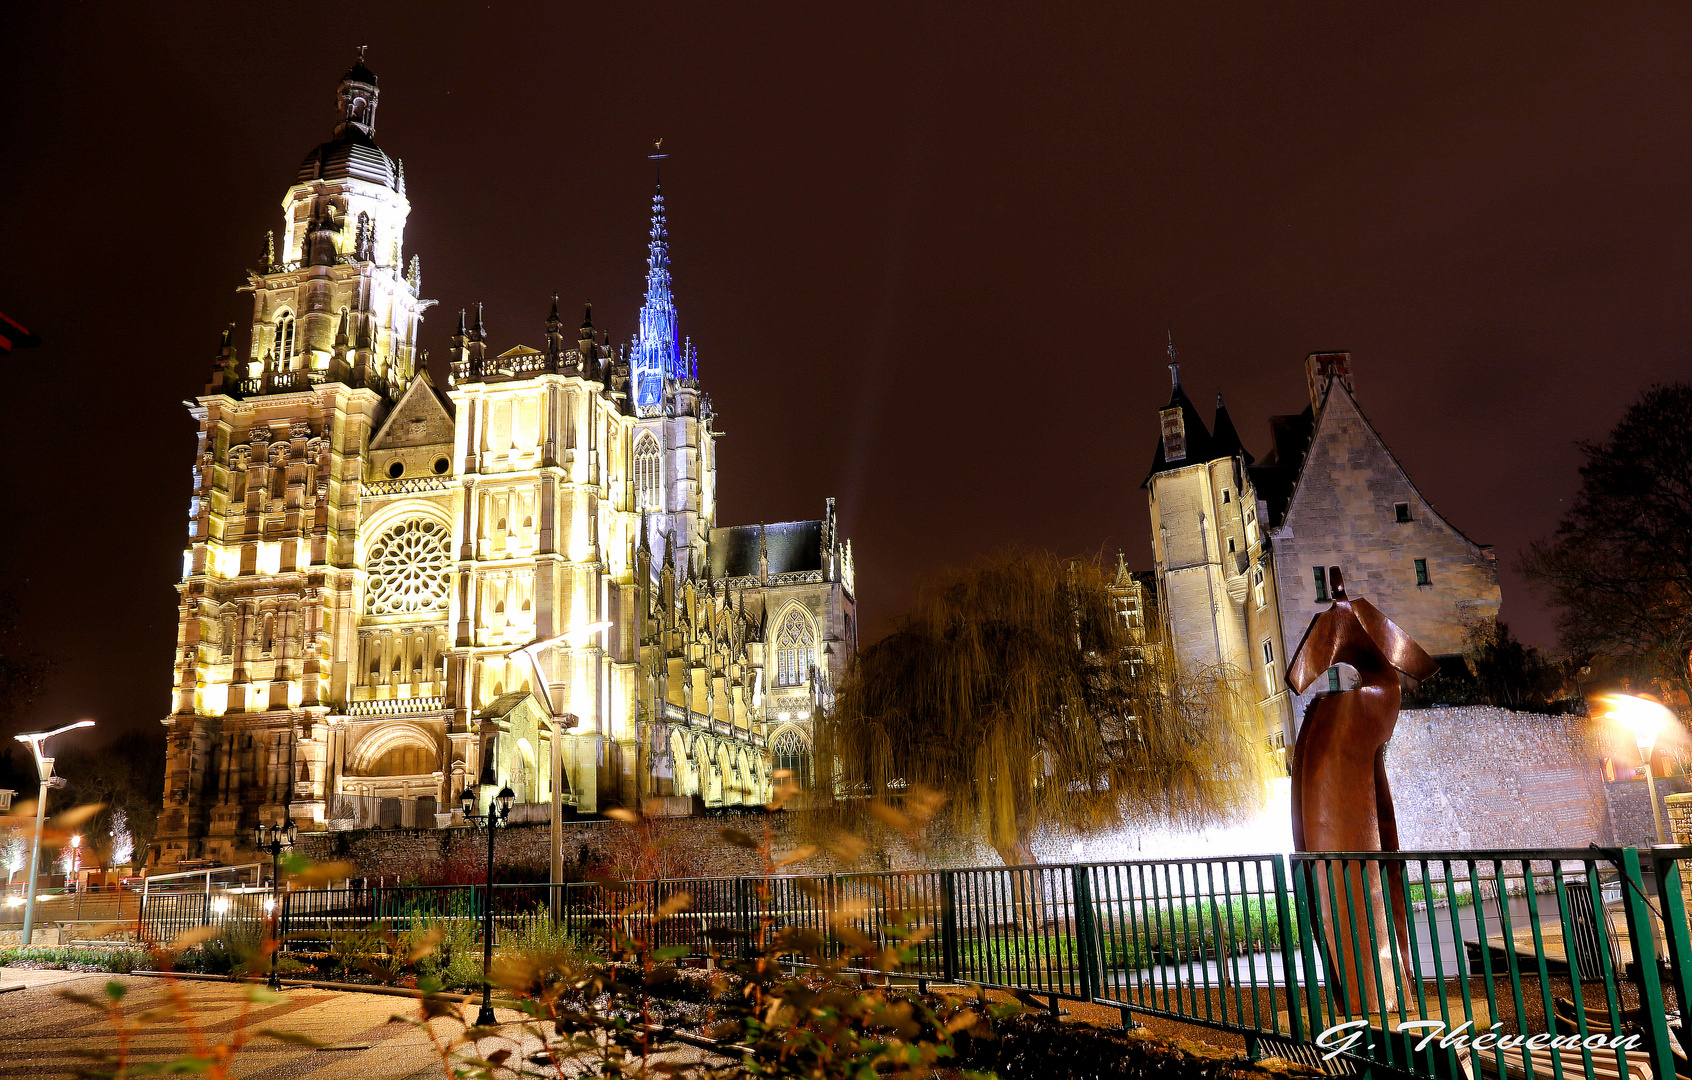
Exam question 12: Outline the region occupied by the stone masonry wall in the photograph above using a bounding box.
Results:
[1603,776,1689,847]
[1383,706,1610,849]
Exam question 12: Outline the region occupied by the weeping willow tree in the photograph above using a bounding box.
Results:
[810,549,1265,865]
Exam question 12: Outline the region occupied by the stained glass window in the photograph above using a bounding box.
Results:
[775,607,815,687]
[365,519,452,615]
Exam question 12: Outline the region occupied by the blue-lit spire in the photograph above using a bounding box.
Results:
[632,151,683,412]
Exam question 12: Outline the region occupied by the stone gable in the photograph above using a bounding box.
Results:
[1272,380,1499,727]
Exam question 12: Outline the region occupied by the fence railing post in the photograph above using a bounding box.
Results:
[1071,864,1101,1002]
[734,877,754,960]
[1288,856,1323,1040]
[940,870,959,984]
[1270,855,1303,1044]
[1618,847,1678,1080]
[1651,848,1692,1065]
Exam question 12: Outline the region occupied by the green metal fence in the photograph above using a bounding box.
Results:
[139,846,1689,1079]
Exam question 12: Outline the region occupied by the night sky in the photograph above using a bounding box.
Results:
[3,3,1690,742]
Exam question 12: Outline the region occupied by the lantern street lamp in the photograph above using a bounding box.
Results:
[461,784,515,1027]
[1601,693,1674,845]
[252,818,298,989]
[14,720,95,946]
[505,621,611,917]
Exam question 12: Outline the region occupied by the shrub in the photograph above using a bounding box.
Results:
[175,923,268,977]
[489,908,599,994]
[328,922,392,977]
[407,916,481,991]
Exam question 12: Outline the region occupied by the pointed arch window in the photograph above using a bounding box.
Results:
[773,730,812,789]
[775,607,816,688]
[634,434,662,511]
[274,312,297,368]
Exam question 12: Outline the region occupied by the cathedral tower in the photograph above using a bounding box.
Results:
[160,53,432,865]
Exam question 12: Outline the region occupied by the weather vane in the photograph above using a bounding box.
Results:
[357,44,368,63]
[648,138,668,161]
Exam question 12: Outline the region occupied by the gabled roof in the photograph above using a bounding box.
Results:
[497,345,543,359]
[708,520,825,579]
[371,371,456,450]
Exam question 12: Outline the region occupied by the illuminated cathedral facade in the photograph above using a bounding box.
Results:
[154,59,856,867]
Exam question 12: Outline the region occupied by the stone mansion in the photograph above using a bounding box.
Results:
[1144,348,1502,764]
[154,58,856,867]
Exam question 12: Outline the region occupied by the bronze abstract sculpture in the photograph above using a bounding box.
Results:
[1285,566,1438,1013]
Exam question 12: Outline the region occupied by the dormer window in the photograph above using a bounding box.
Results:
[1159,407,1187,463]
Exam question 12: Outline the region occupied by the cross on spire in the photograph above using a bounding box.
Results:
[1167,330,1180,389]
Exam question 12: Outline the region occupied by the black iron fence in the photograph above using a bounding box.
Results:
[137,846,1691,1079]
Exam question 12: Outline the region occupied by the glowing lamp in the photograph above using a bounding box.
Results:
[1601,693,1675,844]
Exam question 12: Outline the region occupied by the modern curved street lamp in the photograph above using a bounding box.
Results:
[460,784,514,1026]
[505,621,611,916]
[14,720,95,946]
[1600,693,1674,845]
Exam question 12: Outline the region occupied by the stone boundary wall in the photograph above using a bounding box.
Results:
[297,705,1647,880]
[1383,706,1611,850]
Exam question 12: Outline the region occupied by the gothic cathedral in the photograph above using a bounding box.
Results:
[155,59,856,867]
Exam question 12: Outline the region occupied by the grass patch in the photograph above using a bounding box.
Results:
[0,945,151,973]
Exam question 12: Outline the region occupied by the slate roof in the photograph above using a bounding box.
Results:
[1145,383,1215,482]
[297,128,398,190]
[1210,397,1255,465]
[708,520,825,579]
[1248,407,1314,529]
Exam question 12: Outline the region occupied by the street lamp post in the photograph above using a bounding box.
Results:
[252,819,298,990]
[14,720,95,946]
[460,785,514,1027]
[505,621,610,919]
[70,835,82,922]
[1601,693,1673,845]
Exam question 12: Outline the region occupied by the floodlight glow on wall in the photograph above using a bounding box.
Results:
[503,620,612,916]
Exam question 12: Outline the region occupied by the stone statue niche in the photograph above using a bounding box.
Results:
[1285,566,1438,1015]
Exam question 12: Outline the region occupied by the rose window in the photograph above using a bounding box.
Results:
[364,519,452,615]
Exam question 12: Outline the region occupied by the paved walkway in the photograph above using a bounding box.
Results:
[0,970,725,1079]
